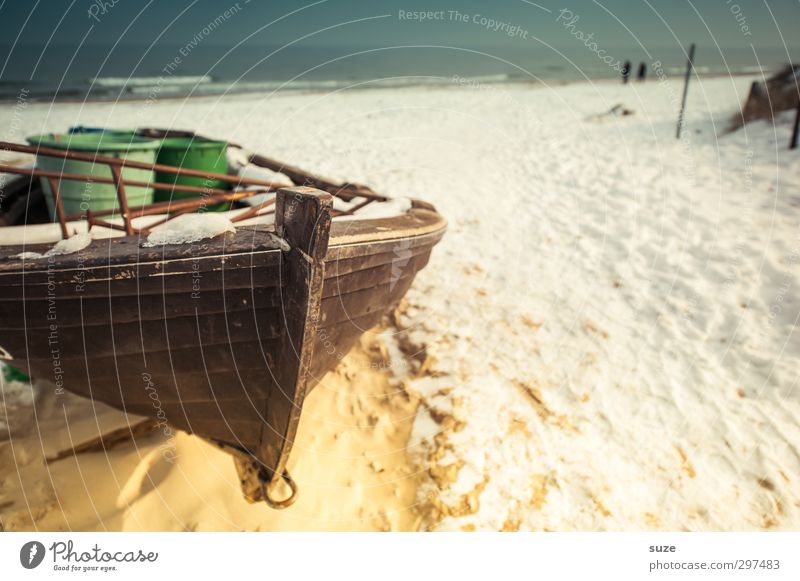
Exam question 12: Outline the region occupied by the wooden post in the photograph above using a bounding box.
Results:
[790,100,800,150]
[253,186,332,507]
[676,43,696,139]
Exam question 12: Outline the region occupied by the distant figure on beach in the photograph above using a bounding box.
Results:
[622,61,631,84]
[637,62,647,81]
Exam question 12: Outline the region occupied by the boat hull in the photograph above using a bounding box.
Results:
[0,192,445,502]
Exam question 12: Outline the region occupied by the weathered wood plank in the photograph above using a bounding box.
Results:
[24,338,280,381]
[0,286,281,329]
[321,251,431,298]
[258,187,332,488]
[4,308,282,360]
[0,253,283,298]
[0,224,285,274]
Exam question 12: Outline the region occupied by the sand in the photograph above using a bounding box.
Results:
[1,331,426,531]
[1,75,798,531]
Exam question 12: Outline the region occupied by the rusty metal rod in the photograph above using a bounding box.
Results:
[139,206,198,231]
[66,189,263,221]
[0,141,288,190]
[46,177,69,239]
[342,198,375,216]
[247,152,386,201]
[229,197,277,223]
[1,140,385,201]
[1,139,392,239]
[109,165,134,235]
[232,208,276,223]
[0,163,267,198]
[87,215,128,232]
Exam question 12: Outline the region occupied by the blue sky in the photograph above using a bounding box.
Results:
[1,0,797,83]
[1,0,798,49]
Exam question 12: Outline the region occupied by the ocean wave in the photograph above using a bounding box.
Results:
[126,74,513,96]
[91,75,213,87]
[736,65,769,74]
[665,65,770,76]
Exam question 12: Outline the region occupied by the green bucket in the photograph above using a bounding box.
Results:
[26,132,159,217]
[154,137,230,212]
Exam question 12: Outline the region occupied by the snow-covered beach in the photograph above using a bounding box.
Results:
[1,75,798,531]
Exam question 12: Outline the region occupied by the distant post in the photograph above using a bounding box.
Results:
[790,100,800,150]
[676,43,696,139]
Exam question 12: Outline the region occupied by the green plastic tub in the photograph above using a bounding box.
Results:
[26,132,159,217]
[154,137,230,211]
[67,126,138,138]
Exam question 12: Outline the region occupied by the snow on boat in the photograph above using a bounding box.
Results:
[0,130,446,508]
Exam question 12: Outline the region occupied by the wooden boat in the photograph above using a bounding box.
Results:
[0,131,445,507]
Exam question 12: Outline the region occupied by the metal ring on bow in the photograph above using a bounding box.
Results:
[259,469,298,509]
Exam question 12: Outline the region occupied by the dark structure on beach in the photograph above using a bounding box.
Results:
[730,64,800,132]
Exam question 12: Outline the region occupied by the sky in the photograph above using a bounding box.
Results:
[0,0,798,81]
[2,0,798,48]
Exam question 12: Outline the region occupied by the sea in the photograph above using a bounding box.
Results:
[0,42,795,102]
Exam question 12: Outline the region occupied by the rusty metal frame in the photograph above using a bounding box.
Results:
[0,139,383,238]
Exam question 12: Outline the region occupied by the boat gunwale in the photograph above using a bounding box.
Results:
[0,206,446,278]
